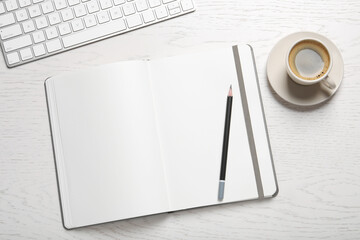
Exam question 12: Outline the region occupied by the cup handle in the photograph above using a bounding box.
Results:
[321,77,336,90]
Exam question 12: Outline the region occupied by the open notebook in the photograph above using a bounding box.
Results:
[45,45,278,229]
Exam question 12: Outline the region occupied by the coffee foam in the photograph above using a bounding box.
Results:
[288,40,330,81]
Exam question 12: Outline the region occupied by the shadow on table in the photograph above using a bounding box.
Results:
[265,76,337,112]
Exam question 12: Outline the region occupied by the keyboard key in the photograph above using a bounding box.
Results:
[33,0,45,3]
[0,13,16,28]
[97,11,110,24]
[20,47,33,60]
[3,35,32,52]
[28,5,41,18]
[5,0,19,11]
[7,52,20,64]
[87,0,100,13]
[99,0,112,9]
[62,18,126,47]
[58,22,71,35]
[15,9,29,21]
[48,12,61,25]
[54,0,67,10]
[32,31,46,43]
[167,2,178,9]
[142,10,155,23]
[155,6,167,19]
[109,7,122,19]
[22,20,36,33]
[135,0,148,12]
[84,15,97,27]
[71,19,84,31]
[46,39,62,52]
[113,0,125,5]
[169,7,180,15]
[35,16,48,29]
[163,0,175,3]
[61,8,74,21]
[41,1,55,14]
[0,24,22,40]
[68,0,80,6]
[126,14,142,28]
[33,44,46,56]
[74,4,86,17]
[0,2,6,14]
[180,0,193,11]
[45,26,59,39]
[18,0,32,8]
[123,3,135,15]
[148,0,161,8]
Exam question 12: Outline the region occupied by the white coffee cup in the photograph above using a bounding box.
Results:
[286,38,336,89]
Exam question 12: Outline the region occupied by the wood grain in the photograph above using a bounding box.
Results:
[1,0,360,239]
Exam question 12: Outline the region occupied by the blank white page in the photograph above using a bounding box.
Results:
[46,62,169,229]
[149,46,259,210]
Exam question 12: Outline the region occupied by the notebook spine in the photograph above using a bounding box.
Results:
[45,78,73,229]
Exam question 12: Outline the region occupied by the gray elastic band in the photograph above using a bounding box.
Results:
[232,45,264,199]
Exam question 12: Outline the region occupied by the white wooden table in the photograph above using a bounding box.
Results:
[1,0,360,239]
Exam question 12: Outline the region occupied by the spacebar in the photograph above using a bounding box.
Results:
[62,19,127,48]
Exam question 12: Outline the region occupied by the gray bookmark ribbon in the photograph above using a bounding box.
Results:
[232,45,264,199]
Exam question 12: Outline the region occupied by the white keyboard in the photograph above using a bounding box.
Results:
[0,0,195,68]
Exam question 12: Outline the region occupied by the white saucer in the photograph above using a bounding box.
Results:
[267,32,344,106]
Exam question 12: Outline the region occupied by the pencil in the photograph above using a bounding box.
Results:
[218,85,233,201]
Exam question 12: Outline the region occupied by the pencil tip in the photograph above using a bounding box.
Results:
[228,85,233,96]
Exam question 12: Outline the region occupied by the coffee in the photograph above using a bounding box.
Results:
[288,39,331,81]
